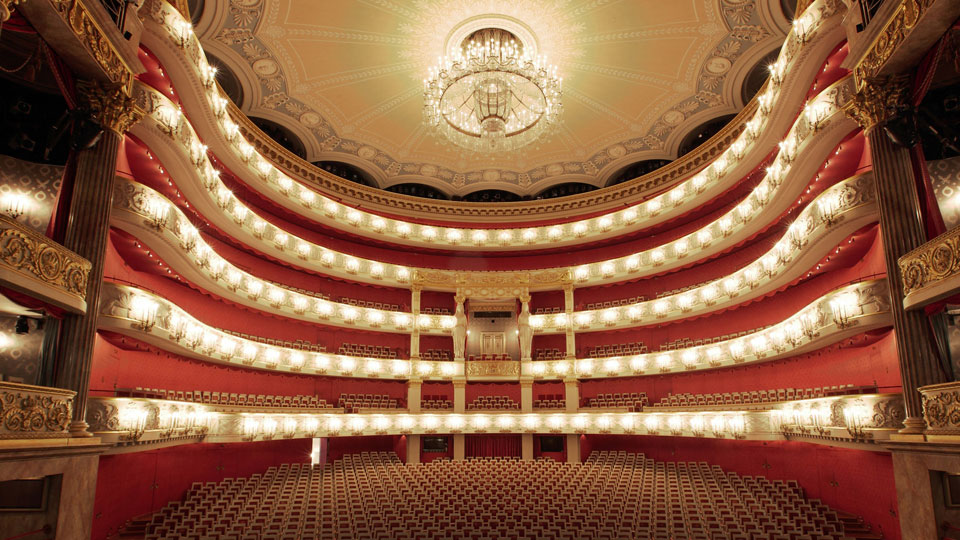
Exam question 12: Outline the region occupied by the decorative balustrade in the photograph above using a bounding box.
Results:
[0,382,75,439]
[0,215,92,313]
[920,382,960,436]
[899,226,960,309]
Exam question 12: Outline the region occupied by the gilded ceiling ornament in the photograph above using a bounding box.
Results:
[78,79,144,135]
[841,75,911,134]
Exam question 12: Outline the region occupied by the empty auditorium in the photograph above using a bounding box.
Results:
[1,0,959,538]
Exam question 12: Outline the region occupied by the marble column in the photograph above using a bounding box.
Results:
[520,380,533,413]
[452,434,465,461]
[844,75,947,433]
[521,434,534,461]
[410,285,421,360]
[406,379,422,413]
[563,282,576,359]
[564,379,579,413]
[566,434,581,463]
[52,81,142,436]
[406,434,421,464]
[452,379,465,413]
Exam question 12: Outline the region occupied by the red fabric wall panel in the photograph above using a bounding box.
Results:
[582,436,899,539]
[421,290,455,312]
[579,330,898,403]
[531,290,564,312]
[465,382,522,402]
[90,334,408,402]
[421,381,454,400]
[326,435,401,462]
[92,439,310,540]
[465,435,522,458]
[534,381,565,399]
[419,335,453,354]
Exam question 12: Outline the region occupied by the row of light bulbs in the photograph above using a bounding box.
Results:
[114,280,882,380]
[127,179,454,334]
[150,1,833,253]
[140,74,845,293]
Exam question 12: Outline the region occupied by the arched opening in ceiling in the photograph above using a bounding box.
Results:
[461,190,522,203]
[386,183,450,200]
[741,49,781,106]
[313,161,377,188]
[534,183,597,200]
[204,53,243,108]
[250,117,307,160]
[676,114,737,159]
[186,0,205,25]
[606,159,674,187]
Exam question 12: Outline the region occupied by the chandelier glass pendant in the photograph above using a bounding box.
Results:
[423,28,562,152]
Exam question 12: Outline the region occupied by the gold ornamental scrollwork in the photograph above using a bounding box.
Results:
[899,226,960,304]
[78,79,145,135]
[920,382,960,434]
[853,0,937,89]
[1,0,25,22]
[842,75,911,134]
[0,382,74,438]
[466,361,521,378]
[0,215,91,305]
[49,0,136,90]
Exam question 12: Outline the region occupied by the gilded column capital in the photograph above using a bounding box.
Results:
[1,0,25,22]
[842,75,912,134]
[78,80,144,135]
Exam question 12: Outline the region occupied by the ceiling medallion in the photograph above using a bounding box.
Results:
[423,27,562,153]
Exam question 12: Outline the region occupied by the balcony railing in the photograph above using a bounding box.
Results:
[899,226,960,309]
[0,382,74,439]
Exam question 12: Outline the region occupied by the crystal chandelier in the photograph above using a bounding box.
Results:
[423,28,562,152]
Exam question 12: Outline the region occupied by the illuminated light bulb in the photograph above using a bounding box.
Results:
[751,335,768,354]
[447,415,465,431]
[656,354,672,370]
[669,186,685,203]
[602,309,618,324]
[623,208,638,223]
[246,280,263,297]
[668,415,683,432]
[653,300,669,315]
[370,263,384,278]
[706,347,722,363]
[646,199,662,214]
[440,363,456,377]
[497,415,515,430]
[421,227,436,240]
[340,356,356,372]
[367,311,384,325]
[277,177,294,193]
[554,313,568,328]
[577,359,594,375]
[252,219,267,237]
[601,262,615,277]
[630,356,647,372]
[440,316,456,329]
[729,342,745,360]
[289,352,304,367]
[396,267,410,282]
[471,230,488,244]
[268,288,285,305]
[326,417,342,432]
[548,415,565,431]
[700,285,718,303]
[597,415,613,431]
[529,315,544,329]
[723,276,740,294]
[697,230,712,245]
[644,415,659,432]
[531,362,546,376]
[373,415,391,432]
[553,361,570,375]
[297,242,311,258]
[241,343,258,361]
[603,357,621,373]
[522,229,536,242]
[762,254,778,274]
[497,230,513,244]
[344,258,360,273]
[548,227,563,240]
[201,331,218,351]
[227,270,243,288]
[522,415,539,430]
[397,223,412,237]
[572,415,588,431]
[314,354,330,371]
[693,174,707,191]
[719,217,733,233]
[690,415,706,435]
[273,232,289,247]
[626,306,642,322]
[216,187,233,207]
[366,359,381,374]
[574,312,592,327]
[472,415,491,430]
[257,160,273,177]
[745,267,759,285]
[674,240,688,256]
[446,229,463,243]
[574,266,590,281]
[371,218,386,231]
[391,360,407,376]
[737,201,753,219]
[418,315,432,328]
[347,210,362,225]
[265,348,280,364]
[650,249,664,264]
[677,294,693,311]
[323,201,339,215]
[349,417,367,433]
[304,417,319,433]
[341,307,359,322]
[315,300,333,317]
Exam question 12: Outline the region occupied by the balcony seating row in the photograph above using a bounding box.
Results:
[113,388,332,409]
[467,395,520,410]
[583,392,648,412]
[143,451,848,540]
[337,343,399,359]
[534,394,566,409]
[588,342,647,358]
[533,307,562,314]
[338,297,401,312]
[421,395,453,410]
[534,349,565,362]
[422,349,452,362]
[337,393,404,411]
[421,307,452,316]
[658,326,773,351]
[222,330,326,353]
[650,384,879,408]
[580,296,645,311]
[467,354,512,362]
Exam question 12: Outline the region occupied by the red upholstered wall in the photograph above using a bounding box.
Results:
[90,334,408,402]
[92,439,310,540]
[465,382,522,402]
[580,436,899,539]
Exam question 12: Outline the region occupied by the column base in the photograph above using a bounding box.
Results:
[899,417,927,435]
[69,420,93,438]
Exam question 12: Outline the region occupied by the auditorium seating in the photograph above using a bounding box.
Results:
[113,388,332,409]
[421,395,453,410]
[534,349,565,362]
[534,394,566,409]
[222,330,326,353]
[337,393,403,411]
[533,307,562,314]
[420,307,452,316]
[651,385,879,408]
[338,296,401,311]
[143,451,849,540]
[580,296,645,311]
[337,343,399,359]
[467,354,513,362]
[422,349,452,362]
[658,326,774,351]
[467,395,520,410]
[587,342,647,358]
[583,393,647,412]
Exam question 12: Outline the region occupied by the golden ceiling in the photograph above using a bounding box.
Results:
[195,0,790,196]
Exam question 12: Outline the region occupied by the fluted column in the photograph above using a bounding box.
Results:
[410,284,421,360]
[563,281,575,360]
[53,81,142,436]
[844,75,947,433]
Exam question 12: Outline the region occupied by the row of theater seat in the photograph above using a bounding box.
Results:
[533,307,562,314]
[588,342,647,357]
[421,307,452,315]
[421,395,453,410]
[337,393,404,411]
[221,330,326,353]
[338,297,401,312]
[534,394,566,409]
[113,388,332,409]
[583,392,648,412]
[534,349,565,361]
[143,451,850,540]
[336,343,399,359]
[467,354,513,362]
[659,326,773,351]
[650,384,879,408]
[467,395,519,410]
[422,349,453,361]
[580,296,646,311]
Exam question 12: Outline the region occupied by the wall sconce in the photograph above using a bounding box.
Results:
[829,292,861,329]
[843,400,871,439]
[2,193,29,220]
[129,296,159,332]
[241,417,260,441]
[119,406,148,441]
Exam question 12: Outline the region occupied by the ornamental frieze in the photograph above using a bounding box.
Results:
[899,226,960,306]
[0,382,74,439]
[466,361,521,379]
[921,382,960,434]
